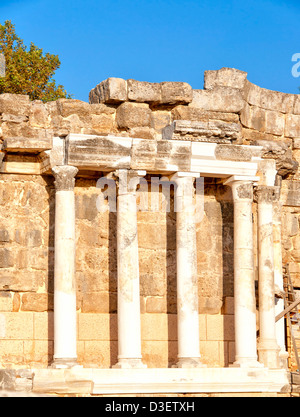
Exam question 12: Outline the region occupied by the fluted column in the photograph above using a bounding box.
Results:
[51,165,78,368]
[224,177,262,368]
[254,186,281,369]
[113,169,146,369]
[172,173,204,368]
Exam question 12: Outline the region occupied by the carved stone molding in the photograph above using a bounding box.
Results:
[254,185,280,204]
[52,165,78,191]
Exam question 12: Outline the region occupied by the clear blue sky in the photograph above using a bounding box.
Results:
[0,0,299,102]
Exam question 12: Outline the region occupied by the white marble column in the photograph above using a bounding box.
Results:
[224,176,262,368]
[273,196,289,369]
[254,186,281,369]
[113,169,146,369]
[51,165,78,368]
[172,173,204,368]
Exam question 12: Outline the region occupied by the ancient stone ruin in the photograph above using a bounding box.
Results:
[0,67,299,396]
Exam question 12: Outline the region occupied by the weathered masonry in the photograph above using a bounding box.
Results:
[0,68,300,396]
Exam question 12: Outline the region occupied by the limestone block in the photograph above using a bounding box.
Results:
[91,113,115,133]
[138,224,167,251]
[56,99,91,118]
[0,292,14,312]
[222,297,235,315]
[116,102,151,129]
[145,297,168,313]
[285,114,300,138]
[282,212,299,237]
[127,79,161,103]
[0,340,24,364]
[3,136,53,152]
[127,127,156,139]
[240,103,265,131]
[292,234,300,251]
[0,229,9,242]
[265,109,285,136]
[291,250,300,262]
[0,312,33,340]
[141,314,177,341]
[0,270,44,292]
[150,110,171,131]
[241,127,291,144]
[252,139,298,177]
[91,78,127,104]
[280,180,300,206]
[81,292,117,313]
[1,114,28,123]
[21,293,53,312]
[0,249,14,268]
[81,340,118,368]
[77,221,108,247]
[33,312,54,340]
[246,82,295,113]
[172,106,239,123]
[293,138,300,149]
[1,119,54,141]
[63,113,92,134]
[29,101,50,128]
[241,104,285,136]
[89,103,116,115]
[163,120,241,143]
[16,248,46,270]
[190,87,244,113]
[294,96,300,115]
[204,68,248,90]
[0,94,30,116]
[49,115,71,137]
[206,314,235,341]
[200,341,221,366]
[23,340,54,365]
[198,296,223,314]
[141,340,177,368]
[89,89,99,104]
[160,81,193,104]
[78,313,117,341]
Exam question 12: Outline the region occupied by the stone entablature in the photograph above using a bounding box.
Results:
[0,67,299,395]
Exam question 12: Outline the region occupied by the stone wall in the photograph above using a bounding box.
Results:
[0,67,299,370]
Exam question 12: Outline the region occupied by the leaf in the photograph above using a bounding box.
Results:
[0,20,71,101]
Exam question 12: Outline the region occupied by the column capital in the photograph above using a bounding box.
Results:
[112,169,146,195]
[224,176,259,201]
[52,165,78,191]
[253,185,280,204]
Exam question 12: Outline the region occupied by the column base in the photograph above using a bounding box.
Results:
[258,341,281,369]
[278,350,289,370]
[112,358,147,369]
[230,358,264,368]
[50,358,81,369]
[173,358,207,369]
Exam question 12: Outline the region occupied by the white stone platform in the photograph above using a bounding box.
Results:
[32,367,290,395]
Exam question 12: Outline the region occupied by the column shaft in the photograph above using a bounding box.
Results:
[174,175,203,368]
[52,165,78,368]
[225,178,261,368]
[113,169,146,369]
[255,186,280,369]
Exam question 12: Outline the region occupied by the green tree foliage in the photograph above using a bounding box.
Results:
[0,20,71,102]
